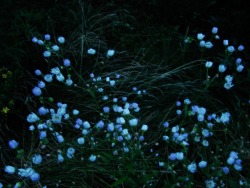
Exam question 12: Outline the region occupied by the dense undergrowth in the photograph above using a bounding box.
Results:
[1,1,250,187]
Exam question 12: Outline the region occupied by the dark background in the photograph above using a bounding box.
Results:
[1,0,250,135]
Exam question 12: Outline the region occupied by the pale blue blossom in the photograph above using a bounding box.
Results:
[27,113,39,123]
[44,74,53,82]
[32,37,38,43]
[116,117,125,124]
[199,40,205,47]
[18,167,35,177]
[30,172,40,182]
[8,139,19,149]
[220,112,230,124]
[38,40,44,45]
[96,120,105,128]
[176,152,184,160]
[227,46,235,53]
[87,48,96,55]
[5,165,16,174]
[202,140,209,147]
[38,81,46,88]
[89,154,97,161]
[141,124,148,131]
[63,59,71,67]
[211,27,218,34]
[39,131,47,139]
[32,87,42,96]
[56,73,65,82]
[223,40,229,46]
[222,166,230,174]
[35,69,42,75]
[107,123,114,132]
[52,113,62,124]
[197,33,205,40]
[187,162,197,173]
[236,64,244,72]
[77,137,85,145]
[129,118,138,126]
[224,82,234,90]
[83,121,91,129]
[205,41,213,49]
[57,36,65,44]
[32,154,43,165]
[184,98,191,105]
[58,154,64,163]
[198,161,207,168]
[237,45,244,51]
[43,51,51,57]
[169,153,177,161]
[73,109,79,115]
[67,147,75,158]
[235,58,242,64]
[225,75,233,83]
[205,180,216,188]
[218,64,227,73]
[205,61,213,68]
[107,49,115,57]
[44,34,50,40]
[65,78,73,86]
[52,45,59,51]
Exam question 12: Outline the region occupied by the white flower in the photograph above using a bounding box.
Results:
[197,33,205,40]
[65,78,73,86]
[205,61,213,68]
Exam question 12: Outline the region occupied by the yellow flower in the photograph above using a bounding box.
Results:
[2,74,7,79]
[1,107,10,114]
